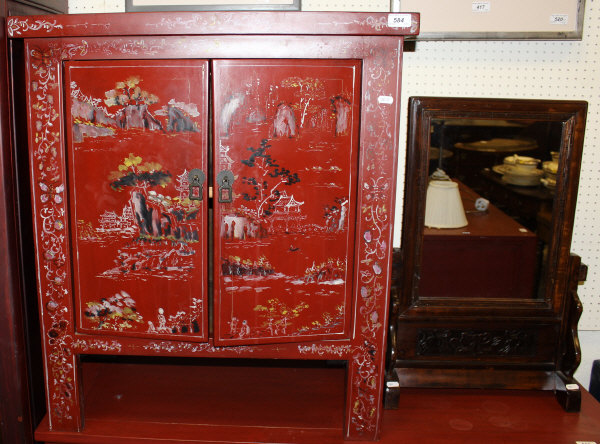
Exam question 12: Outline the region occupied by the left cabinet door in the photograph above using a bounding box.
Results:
[65,60,210,341]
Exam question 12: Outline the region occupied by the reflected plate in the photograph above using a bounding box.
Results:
[542,177,557,190]
[501,169,543,187]
[457,138,537,153]
[492,164,510,175]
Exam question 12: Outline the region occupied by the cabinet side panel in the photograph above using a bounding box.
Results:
[24,39,82,431]
[345,37,404,440]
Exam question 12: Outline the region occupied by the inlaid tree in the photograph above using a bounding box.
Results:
[240,138,300,220]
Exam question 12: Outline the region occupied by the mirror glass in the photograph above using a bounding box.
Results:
[419,117,563,300]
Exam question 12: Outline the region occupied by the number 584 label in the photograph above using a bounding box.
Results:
[388,14,412,28]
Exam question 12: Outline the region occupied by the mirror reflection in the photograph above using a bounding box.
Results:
[420,118,562,300]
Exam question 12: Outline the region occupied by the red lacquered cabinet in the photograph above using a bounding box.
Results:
[8,11,419,443]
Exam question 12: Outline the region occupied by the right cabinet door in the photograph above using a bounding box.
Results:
[211,59,362,345]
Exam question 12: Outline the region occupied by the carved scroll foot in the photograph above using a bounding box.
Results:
[554,371,581,413]
[384,371,400,409]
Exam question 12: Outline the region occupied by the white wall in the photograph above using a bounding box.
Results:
[69,0,600,387]
[69,0,124,12]
[577,330,600,389]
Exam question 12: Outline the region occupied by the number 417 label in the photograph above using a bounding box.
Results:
[388,14,412,28]
[472,2,491,13]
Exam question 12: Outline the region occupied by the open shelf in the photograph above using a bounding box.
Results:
[36,358,347,443]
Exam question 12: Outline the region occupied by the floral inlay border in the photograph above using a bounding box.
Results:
[8,18,63,37]
[345,41,400,438]
[28,41,91,428]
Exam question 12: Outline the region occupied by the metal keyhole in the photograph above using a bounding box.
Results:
[188,168,205,201]
[216,170,234,203]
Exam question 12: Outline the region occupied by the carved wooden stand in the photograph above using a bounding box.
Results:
[386,250,587,412]
[383,97,588,414]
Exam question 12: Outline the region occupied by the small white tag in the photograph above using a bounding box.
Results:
[388,14,412,28]
[519,228,528,233]
[386,381,400,388]
[576,442,597,444]
[550,14,569,25]
[566,383,580,391]
[378,95,394,105]
[472,1,491,13]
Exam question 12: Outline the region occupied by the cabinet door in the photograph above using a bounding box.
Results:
[212,59,361,345]
[65,60,209,341]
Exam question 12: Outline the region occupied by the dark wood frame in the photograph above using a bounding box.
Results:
[385,97,587,411]
[125,0,301,12]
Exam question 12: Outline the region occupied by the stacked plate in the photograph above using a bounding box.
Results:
[493,154,543,187]
[541,152,559,189]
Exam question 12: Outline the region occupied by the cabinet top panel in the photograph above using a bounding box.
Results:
[7,11,419,38]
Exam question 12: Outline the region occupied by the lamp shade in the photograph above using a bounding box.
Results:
[424,180,468,229]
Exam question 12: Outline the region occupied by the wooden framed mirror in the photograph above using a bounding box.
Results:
[386,97,588,410]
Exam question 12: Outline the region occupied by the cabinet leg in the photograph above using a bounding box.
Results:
[344,348,385,440]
